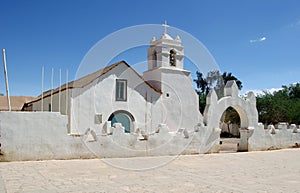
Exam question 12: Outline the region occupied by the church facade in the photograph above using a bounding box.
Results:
[2,30,299,162]
[27,32,202,135]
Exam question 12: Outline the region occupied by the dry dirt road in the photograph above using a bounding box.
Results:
[0,148,300,193]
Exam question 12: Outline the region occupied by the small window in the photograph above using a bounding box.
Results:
[170,49,176,66]
[116,79,127,101]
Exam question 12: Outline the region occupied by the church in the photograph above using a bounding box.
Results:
[2,27,299,162]
[26,31,202,135]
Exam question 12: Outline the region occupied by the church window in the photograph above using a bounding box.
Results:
[170,49,176,66]
[116,79,127,101]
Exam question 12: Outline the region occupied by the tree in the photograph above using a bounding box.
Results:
[222,72,243,90]
[256,83,300,125]
[288,83,300,99]
[194,71,209,113]
[194,71,208,95]
[222,107,241,124]
[193,70,243,113]
[220,106,241,137]
[206,70,224,96]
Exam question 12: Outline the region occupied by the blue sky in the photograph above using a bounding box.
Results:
[0,0,300,96]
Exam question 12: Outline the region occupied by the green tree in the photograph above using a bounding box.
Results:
[194,71,209,95]
[222,72,243,90]
[223,107,241,124]
[256,83,300,125]
[288,83,300,99]
[193,70,243,113]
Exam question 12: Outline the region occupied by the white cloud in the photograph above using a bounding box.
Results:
[249,36,267,43]
[242,87,282,97]
[289,20,300,28]
[259,37,266,41]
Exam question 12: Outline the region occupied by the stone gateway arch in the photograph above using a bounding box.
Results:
[203,80,259,152]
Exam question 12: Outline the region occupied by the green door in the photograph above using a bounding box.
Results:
[111,113,131,133]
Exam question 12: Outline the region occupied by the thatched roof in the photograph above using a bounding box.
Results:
[0,96,36,111]
[27,60,161,104]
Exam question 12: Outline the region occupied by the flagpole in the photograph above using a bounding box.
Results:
[41,65,44,111]
[59,68,61,112]
[65,69,68,115]
[51,67,54,112]
[2,49,11,111]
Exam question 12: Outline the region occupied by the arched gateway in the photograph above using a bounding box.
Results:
[203,81,259,151]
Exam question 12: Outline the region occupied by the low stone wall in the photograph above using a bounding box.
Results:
[0,112,93,161]
[0,112,220,161]
[248,123,300,151]
[83,123,220,158]
[3,112,298,161]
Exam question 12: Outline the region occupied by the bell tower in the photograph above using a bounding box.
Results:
[143,22,202,132]
[147,22,184,70]
[143,22,190,91]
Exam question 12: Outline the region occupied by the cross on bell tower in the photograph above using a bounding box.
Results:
[162,20,169,34]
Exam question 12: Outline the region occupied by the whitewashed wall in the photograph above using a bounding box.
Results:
[70,63,161,135]
[0,112,92,161]
[71,63,202,135]
[248,123,300,151]
[159,68,202,131]
[0,112,219,161]
[143,67,203,132]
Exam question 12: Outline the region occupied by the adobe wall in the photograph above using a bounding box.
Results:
[248,123,300,151]
[0,112,219,161]
[0,112,93,161]
[70,63,162,135]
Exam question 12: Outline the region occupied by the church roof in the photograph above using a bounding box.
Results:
[0,96,36,111]
[27,61,161,104]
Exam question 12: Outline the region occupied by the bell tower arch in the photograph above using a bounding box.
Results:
[146,27,184,70]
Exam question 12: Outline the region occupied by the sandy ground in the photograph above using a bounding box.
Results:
[0,148,300,193]
[219,138,240,152]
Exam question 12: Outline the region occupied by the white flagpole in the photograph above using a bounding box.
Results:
[41,65,44,111]
[2,49,11,111]
[65,69,68,115]
[51,67,54,112]
[58,68,61,112]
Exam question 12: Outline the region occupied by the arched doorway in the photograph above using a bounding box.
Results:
[108,110,135,133]
[219,106,241,152]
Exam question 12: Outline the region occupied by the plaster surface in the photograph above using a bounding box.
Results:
[0,112,93,161]
[248,123,300,151]
[0,112,217,161]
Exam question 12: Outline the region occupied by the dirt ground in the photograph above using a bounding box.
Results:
[1,148,300,192]
[219,138,240,152]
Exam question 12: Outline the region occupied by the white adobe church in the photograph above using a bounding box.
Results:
[27,31,202,135]
[1,27,299,162]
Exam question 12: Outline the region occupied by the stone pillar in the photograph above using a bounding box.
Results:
[238,127,254,152]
